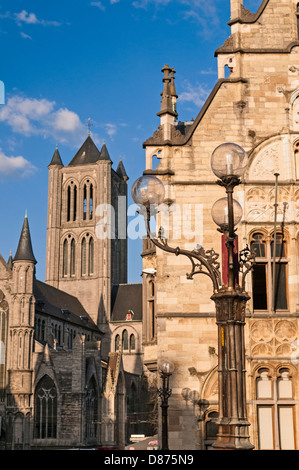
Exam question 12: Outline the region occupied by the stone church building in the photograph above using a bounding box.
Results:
[0,136,147,450]
[141,0,299,450]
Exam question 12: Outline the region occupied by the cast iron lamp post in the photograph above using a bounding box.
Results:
[157,360,174,450]
[132,143,255,450]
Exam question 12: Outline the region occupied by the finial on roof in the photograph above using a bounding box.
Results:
[7,250,13,270]
[87,118,92,136]
[25,209,27,218]
[157,64,178,119]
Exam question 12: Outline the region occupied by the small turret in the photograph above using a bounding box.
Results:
[14,212,37,265]
[157,64,178,141]
[48,145,63,167]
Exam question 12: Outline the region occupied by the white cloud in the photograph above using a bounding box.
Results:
[0,94,87,145]
[104,123,118,138]
[15,10,39,24]
[0,149,36,177]
[14,10,61,27]
[179,80,210,108]
[20,31,32,39]
[90,2,106,11]
[52,109,82,133]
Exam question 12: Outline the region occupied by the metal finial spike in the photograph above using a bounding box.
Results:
[87,118,92,136]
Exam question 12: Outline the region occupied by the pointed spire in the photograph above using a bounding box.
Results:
[14,213,37,264]
[157,64,178,119]
[68,135,102,166]
[7,250,13,270]
[170,67,178,98]
[49,145,63,167]
[116,157,128,181]
[100,141,112,162]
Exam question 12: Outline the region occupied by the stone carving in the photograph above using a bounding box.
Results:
[249,143,280,180]
[250,319,298,358]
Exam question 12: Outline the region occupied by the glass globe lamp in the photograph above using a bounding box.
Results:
[211,197,243,228]
[131,175,165,208]
[211,143,248,179]
[159,360,175,375]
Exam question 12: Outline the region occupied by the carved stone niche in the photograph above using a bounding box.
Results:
[248,141,281,181]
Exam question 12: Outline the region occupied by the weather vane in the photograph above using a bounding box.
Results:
[87,118,93,136]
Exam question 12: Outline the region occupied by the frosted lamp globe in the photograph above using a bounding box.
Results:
[131,175,165,207]
[211,143,248,179]
[211,197,243,227]
[159,360,175,375]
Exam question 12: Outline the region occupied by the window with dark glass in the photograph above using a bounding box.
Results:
[63,239,68,277]
[122,330,128,350]
[70,238,76,276]
[34,376,57,439]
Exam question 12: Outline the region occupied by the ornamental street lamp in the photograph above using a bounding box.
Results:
[132,143,255,450]
[157,360,174,450]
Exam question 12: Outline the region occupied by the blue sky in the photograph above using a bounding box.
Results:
[0,0,261,283]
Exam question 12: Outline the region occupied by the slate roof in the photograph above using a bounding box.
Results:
[111,283,142,322]
[68,136,111,166]
[34,279,102,333]
[14,215,37,264]
[49,147,63,166]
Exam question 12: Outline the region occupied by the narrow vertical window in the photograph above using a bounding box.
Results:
[83,185,87,220]
[89,237,94,275]
[251,233,268,310]
[90,184,93,219]
[81,238,87,276]
[297,4,299,39]
[73,185,77,221]
[34,376,57,439]
[130,334,135,351]
[63,239,68,277]
[122,330,128,350]
[67,186,71,222]
[115,334,120,351]
[271,234,288,310]
[70,238,76,276]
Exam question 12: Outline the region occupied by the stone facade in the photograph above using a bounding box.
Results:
[142,0,299,450]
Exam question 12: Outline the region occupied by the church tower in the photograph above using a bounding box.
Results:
[6,214,36,449]
[45,134,128,338]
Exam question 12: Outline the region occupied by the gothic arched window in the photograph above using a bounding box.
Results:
[70,238,76,277]
[63,239,68,277]
[81,238,87,276]
[85,377,98,440]
[130,334,135,351]
[115,334,120,351]
[34,375,57,439]
[256,367,295,450]
[89,237,94,275]
[122,330,128,350]
[83,184,87,220]
[73,185,77,221]
[67,186,71,222]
